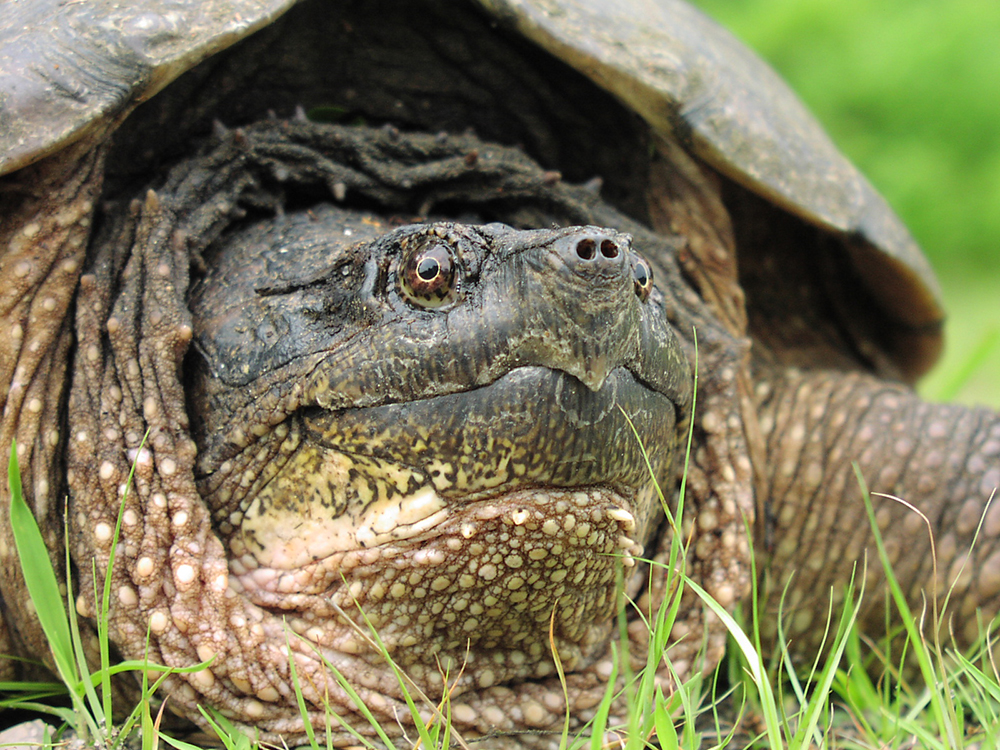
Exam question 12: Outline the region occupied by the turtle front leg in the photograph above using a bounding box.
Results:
[754,366,1000,653]
[0,139,107,675]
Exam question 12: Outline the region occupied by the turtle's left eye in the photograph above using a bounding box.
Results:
[632,255,653,302]
[400,241,460,308]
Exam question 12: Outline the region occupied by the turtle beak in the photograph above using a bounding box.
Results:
[473,224,688,406]
[540,229,635,391]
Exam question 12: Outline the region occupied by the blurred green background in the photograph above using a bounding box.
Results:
[690,0,1000,407]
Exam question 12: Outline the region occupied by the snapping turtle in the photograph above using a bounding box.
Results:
[2,0,997,745]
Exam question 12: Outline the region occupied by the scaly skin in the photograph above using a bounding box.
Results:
[0,136,107,678]
[756,366,1000,651]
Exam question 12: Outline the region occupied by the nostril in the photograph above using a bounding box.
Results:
[576,238,597,260]
[600,239,619,259]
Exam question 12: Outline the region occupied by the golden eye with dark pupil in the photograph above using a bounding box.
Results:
[400,243,458,308]
[632,256,652,301]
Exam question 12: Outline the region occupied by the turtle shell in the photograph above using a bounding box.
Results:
[0,0,943,377]
[0,0,295,173]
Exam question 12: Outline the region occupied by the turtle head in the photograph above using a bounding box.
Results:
[188,204,690,690]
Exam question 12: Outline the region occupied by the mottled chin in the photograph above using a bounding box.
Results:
[229,483,655,686]
[213,363,676,689]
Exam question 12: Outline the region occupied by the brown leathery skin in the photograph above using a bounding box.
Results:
[647,135,759,662]
[756,366,1000,653]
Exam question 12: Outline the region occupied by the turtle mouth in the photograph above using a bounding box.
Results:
[225,364,676,575]
[218,363,678,675]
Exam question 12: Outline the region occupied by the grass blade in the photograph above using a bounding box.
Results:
[7,442,76,688]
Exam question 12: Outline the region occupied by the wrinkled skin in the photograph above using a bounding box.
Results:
[48,121,752,745]
[2,1,1000,748]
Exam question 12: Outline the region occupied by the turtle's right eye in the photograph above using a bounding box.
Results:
[399,240,461,309]
[632,255,653,302]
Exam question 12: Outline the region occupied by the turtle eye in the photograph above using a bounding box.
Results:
[400,241,460,308]
[632,255,653,301]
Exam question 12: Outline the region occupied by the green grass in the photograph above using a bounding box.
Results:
[4,440,211,750]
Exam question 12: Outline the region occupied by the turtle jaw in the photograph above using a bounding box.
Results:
[216,363,678,684]
[224,363,678,569]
